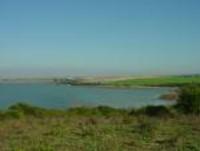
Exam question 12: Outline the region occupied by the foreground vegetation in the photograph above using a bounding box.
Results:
[105,75,200,87]
[0,85,199,151]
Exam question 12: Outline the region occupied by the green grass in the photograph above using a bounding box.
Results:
[0,103,200,151]
[105,76,200,87]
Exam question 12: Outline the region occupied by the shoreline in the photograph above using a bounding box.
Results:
[0,81,176,89]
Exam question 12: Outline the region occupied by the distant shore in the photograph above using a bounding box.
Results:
[1,75,200,88]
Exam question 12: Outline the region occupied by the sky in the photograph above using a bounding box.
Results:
[0,0,200,77]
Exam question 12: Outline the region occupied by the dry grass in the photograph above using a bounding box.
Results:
[0,104,199,151]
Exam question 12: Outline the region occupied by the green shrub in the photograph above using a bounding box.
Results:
[177,85,200,114]
[96,106,125,116]
[0,110,25,120]
[0,111,6,120]
[8,103,46,117]
[67,106,125,117]
[67,106,95,116]
[133,105,172,117]
[144,105,172,117]
[5,110,24,119]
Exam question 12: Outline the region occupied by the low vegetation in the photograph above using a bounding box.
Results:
[159,92,178,101]
[105,75,200,87]
[0,85,199,151]
[176,85,200,114]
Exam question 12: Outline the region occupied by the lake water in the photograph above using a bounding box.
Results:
[0,83,175,109]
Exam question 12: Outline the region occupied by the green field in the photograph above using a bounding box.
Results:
[0,103,200,151]
[105,76,200,87]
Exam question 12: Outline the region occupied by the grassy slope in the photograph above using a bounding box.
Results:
[105,76,200,87]
[0,105,200,151]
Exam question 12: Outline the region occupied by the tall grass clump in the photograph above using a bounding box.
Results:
[177,85,200,114]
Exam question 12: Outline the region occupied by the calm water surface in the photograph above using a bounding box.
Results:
[0,83,175,109]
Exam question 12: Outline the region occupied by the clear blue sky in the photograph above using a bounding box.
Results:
[0,0,200,77]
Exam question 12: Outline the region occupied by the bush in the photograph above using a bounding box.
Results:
[68,106,126,117]
[177,85,200,114]
[8,103,46,117]
[96,106,125,116]
[0,110,24,120]
[5,110,24,119]
[67,107,95,116]
[134,105,172,117]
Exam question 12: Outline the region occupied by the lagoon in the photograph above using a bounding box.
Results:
[0,83,174,109]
